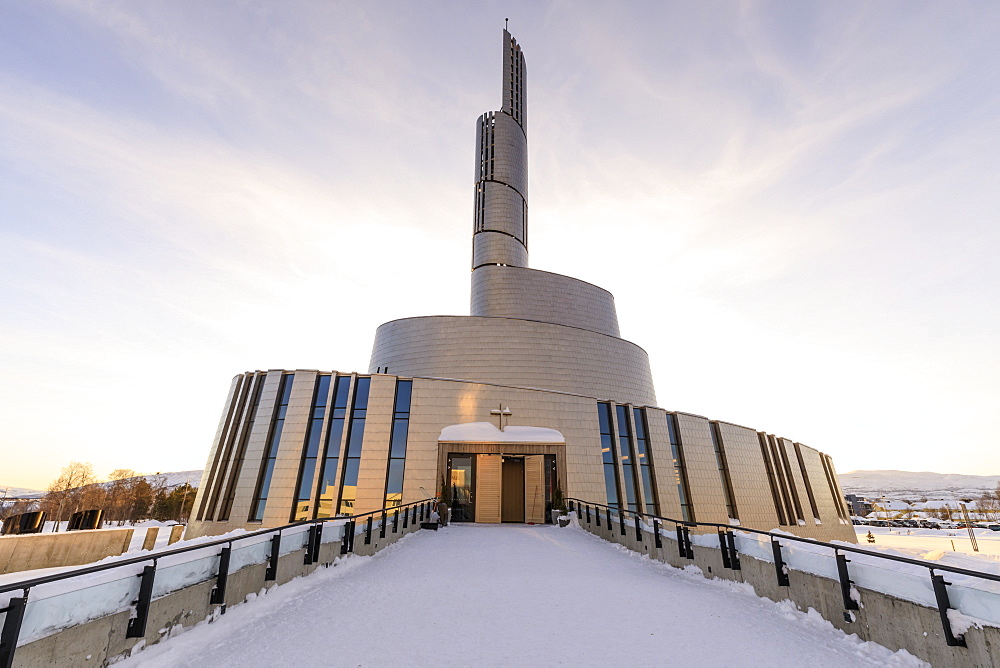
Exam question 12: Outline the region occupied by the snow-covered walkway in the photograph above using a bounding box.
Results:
[124,523,923,667]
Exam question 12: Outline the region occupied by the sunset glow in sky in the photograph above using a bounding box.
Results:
[2,1,998,489]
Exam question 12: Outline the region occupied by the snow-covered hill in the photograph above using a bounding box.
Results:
[839,470,1000,493]
[0,486,46,499]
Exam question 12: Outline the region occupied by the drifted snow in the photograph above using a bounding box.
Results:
[438,421,565,443]
[121,524,924,667]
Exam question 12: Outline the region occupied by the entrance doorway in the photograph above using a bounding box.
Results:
[445,452,555,524]
[501,457,525,522]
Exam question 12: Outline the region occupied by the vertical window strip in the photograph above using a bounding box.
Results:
[383,380,412,508]
[757,432,788,526]
[218,374,265,521]
[632,408,658,515]
[197,374,249,521]
[315,376,351,519]
[249,374,294,522]
[820,454,849,521]
[776,438,805,523]
[709,423,739,521]
[337,377,371,515]
[666,413,695,522]
[291,375,331,521]
[793,443,821,521]
[767,434,796,524]
[597,403,621,509]
[826,454,851,520]
[616,405,639,512]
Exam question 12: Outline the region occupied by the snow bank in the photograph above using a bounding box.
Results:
[438,421,565,443]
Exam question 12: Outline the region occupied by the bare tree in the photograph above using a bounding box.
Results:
[40,462,97,531]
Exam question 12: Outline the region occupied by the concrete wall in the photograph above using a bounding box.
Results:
[0,528,133,575]
[574,512,1000,667]
[10,516,429,667]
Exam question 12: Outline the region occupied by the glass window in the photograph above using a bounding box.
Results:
[249,374,293,522]
[315,376,351,519]
[597,403,620,509]
[667,413,695,523]
[337,377,371,515]
[383,380,413,508]
[292,374,331,521]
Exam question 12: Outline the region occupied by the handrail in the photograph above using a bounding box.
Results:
[565,497,1000,584]
[0,497,436,595]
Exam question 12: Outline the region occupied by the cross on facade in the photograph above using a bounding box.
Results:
[490,404,512,431]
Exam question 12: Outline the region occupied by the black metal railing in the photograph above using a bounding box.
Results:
[567,497,1000,650]
[0,498,436,668]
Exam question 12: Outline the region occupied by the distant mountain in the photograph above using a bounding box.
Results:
[839,470,1000,493]
[0,486,46,499]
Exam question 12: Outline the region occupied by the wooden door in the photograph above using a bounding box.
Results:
[524,455,545,524]
[501,457,525,522]
[475,454,502,523]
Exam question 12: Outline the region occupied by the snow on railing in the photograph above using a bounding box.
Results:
[567,498,1000,650]
[0,498,436,666]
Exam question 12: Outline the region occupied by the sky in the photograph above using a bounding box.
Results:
[1,1,998,490]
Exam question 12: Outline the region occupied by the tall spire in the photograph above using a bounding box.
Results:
[472,29,529,271]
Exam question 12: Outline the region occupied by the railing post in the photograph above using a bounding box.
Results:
[835,552,859,611]
[0,590,27,668]
[619,510,626,536]
[348,520,357,553]
[606,507,612,530]
[653,519,662,548]
[365,516,373,545]
[586,505,591,524]
[595,506,601,528]
[380,512,387,539]
[126,563,157,638]
[393,509,399,534]
[267,533,281,579]
[771,540,789,586]
[634,514,642,542]
[683,526,693,559]
[931,572,967,647]
[304,525,322,565]
[402,506,409,529]
[726,532,741,571]
[420,503,425,522]
[412,504,418,526]
[676,525,685,558]
[210,545,231,606]
[718,530,732,569]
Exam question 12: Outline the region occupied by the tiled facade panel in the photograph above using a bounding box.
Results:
[479,181,526,241]
[675,413,729,524]
[644,408,684,521]
[716,422,781,531]
[471,265,621,337]
[473,231,528,269]
[487,113,527,198]
[227,371,284,526]
[192,375,241,520]
[402,377,607,507]
[261,371,316,526]
[369,316,656,407]
[799,445,843,527]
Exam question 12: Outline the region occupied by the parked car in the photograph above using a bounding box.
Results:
[988,524,1000,532]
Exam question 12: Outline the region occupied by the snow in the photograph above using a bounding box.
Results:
[438,421,565,443]
[119,524,923,667]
